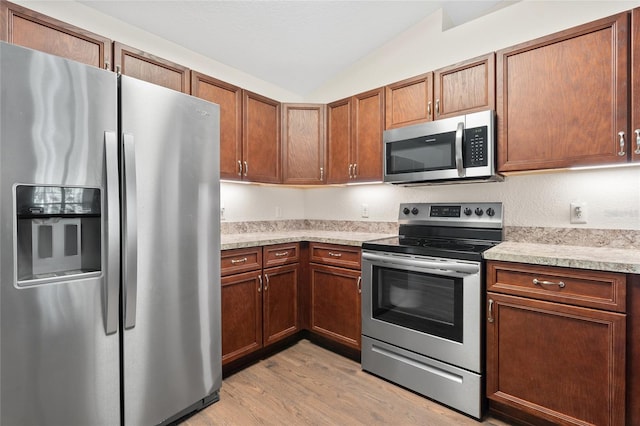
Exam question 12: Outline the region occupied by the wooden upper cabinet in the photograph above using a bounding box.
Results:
[113,42,190,93]
[434,53,495,119]
[326,88,384,183]
[282,104,326,185]
[0,0,111,69]
[497,13,629,172]
[243,90,281,184]
[326,97,352,184]
[632,8,640,162]
[385,72,433,129]
[191,72,243,180]
[352,88,384,182]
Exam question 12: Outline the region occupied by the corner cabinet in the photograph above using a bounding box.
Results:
[282,103,326,185]
[327,88,384,183]
[486,261,627,426]
[308,243,362,350]
[497,13,629,172]
[0,0,111,69]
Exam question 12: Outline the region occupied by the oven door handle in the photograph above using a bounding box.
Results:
[362,252,479,274]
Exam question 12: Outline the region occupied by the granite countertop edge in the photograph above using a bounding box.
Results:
[221,231,395,250]
[484,241,640,274]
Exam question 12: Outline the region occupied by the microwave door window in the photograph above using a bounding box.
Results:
[387,131,456,174]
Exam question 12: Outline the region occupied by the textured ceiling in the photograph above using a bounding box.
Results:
[79,1,517,96]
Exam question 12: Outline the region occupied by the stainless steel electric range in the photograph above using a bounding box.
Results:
[360,202,503,419]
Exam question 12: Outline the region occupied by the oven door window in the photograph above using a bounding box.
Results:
[372,265,463,343]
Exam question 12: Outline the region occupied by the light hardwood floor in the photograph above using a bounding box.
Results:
[180,339,512,425]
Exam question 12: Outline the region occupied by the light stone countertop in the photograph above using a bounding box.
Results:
[484,241,640,274]
[221,230,395,251]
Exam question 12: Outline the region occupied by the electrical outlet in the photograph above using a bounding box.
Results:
[361,204,369,218]
[220,204,225,220]
[275,206,282,218]
[570,202,587,224]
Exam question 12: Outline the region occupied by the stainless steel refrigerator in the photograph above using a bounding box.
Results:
[0,42,221,425]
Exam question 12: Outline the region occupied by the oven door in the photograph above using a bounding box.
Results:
[361,250,483,373]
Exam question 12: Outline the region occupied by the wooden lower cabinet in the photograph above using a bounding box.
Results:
[309,263,361,350]
[221,270,263,364]
[263,263,299,346]
[486,261,627,426]
[221,244,299,365]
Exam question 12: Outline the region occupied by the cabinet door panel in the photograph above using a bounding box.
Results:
[326,97,351,184]
[310,263,361,349]
[191,72,242,180]
[113,42,190,93]
[1,1,111,69]
[352,88,384,182]
[487,292,626,426]
[221,271,262,364]
[497,14,628,171]
[385,72,433,129]
[243,90,281,183]
[434,53,495,118]
[632,8,640,162]
[282,104,326,185]
[263,264,298,346]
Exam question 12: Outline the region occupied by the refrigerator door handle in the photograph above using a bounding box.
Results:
[123,133,138,329]
[104,131,120,335]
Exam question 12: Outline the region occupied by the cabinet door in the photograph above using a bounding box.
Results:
[221,271,263,365]
[326,97,352,184]
[282,104,326,185]
[113,42,190,93]
[385,72,433,129]
[497,13,628,172]
[632,8,640,162]
[191,72,243,180]
[309,263,361,350]
[263,264,299,346]
[242,90,281,183]
[434,53,495,119]
[486,292,626,426]
[352,88,384,182]
[1,1,111,69]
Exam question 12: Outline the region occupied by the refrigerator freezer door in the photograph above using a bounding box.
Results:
[120,75,221,425]
[0,43,120,425]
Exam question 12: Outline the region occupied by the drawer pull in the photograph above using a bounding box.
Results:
[533,278,565,288]
[274,251,289,257]
[357,276,362,294]
[328,252,343,258]
[488,299,494,323]
[231,257,248,264]
[257,275,262,292]
[264,274,270,291]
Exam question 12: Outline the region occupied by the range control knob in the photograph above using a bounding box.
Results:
[411,207,419,215]
[486,207,496,217]
[403,207,410,215]
[475,208,484,216]
[463,208,473,216]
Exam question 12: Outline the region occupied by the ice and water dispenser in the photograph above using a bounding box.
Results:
[15,185,102,284]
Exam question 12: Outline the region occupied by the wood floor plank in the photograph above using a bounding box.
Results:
[180,340,512,425]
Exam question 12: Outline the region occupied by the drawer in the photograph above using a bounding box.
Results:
[309,243,361,270]
[487,261,626,313]
[263,243,300,267]
[221,247,262,277]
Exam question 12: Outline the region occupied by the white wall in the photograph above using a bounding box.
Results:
[16,0,640,230]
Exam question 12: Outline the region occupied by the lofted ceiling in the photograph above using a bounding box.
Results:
[79,1,519,96]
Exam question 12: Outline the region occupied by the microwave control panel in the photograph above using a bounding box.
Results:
[463,126,488,167]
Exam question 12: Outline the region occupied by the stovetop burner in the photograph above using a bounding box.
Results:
[363,202,503,261]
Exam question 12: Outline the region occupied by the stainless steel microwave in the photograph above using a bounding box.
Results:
[383,110,501,185]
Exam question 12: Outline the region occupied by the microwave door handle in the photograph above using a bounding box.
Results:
[455,122,465,177]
